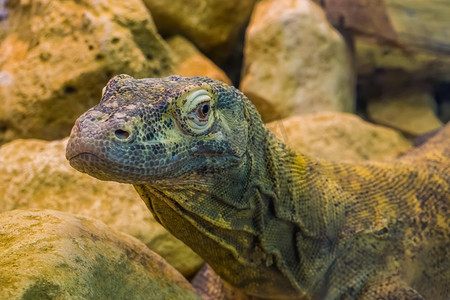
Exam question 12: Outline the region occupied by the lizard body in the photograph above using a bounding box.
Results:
[66,75,449,299]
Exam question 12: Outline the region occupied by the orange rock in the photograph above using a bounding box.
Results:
[142,0,257,62]
[167,36,231,84]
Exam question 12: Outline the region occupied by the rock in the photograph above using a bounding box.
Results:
[0,209,200,300]
[355,38,450,81]
[317,0,398,43]
[316,1,450,127]
[0,0,173,145]
[266,112,412,161]
[0,138,203,277]
[192,265,252,300]
[319,0,450,53]
[240,0,354,122]
[318,0,450,81]
[167,36,231,84]
[367,90,443,136]
[384,0,450,55]
[142,0,257,62]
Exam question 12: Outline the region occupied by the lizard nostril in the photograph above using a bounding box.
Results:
[115,129,130,140]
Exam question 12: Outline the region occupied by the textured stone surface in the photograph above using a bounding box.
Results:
[241,0,354,122]
[0,0,173,145]
[367,90,443,136]
[355,39,450,79]
[142,0,257,61]
[317,0,398,42]
[0,209,200,300]
[267,112,412,161]
[385,0,450,54]
[0,138,203,277]
[318,0,450,81]
[192,265,252,300]
[167,36,231,84]
[319,0,450,51]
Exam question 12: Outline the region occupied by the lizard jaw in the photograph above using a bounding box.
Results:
[68,152,132,183]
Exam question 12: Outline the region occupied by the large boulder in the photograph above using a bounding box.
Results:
[266,112,412,161]
[241,0,354,122]
[0,138,203,277]
[167,36,231,84]
[0,209,200,300]
[355,39,450,81]
[142,0,257,62]
[0,0,173,145]
[383,0,450,56]
[318,0,450,81]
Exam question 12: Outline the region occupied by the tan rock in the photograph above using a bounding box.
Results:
[0,209,200,300]
[192,265,252,300]
[367,90,443,136]
[0,138,203,277]
[142,0,257,61]
[318,0,450,80]
[0,0,173,145]
[267,112,412,161]
[385,0,450,55]
[317,0,398,43]
[241,0,354,122]
[355,38,450,81]
[319,0,450,53]
[167,36,231,84]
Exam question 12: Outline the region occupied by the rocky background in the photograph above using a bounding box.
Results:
[0,0,448,298]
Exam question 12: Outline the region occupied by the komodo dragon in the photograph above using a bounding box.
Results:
[66,74,449,299]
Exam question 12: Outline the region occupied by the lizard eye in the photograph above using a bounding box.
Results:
[196,102,210,120]
[183,89,215,134]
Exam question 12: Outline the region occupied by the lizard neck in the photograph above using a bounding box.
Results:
[135,100,436,299]
[134,158,306,299]
[133,108,314,298]
[245,124,335,294]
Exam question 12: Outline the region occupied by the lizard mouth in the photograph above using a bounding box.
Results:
[67,149,188,184]
[67,151,97,161]
[65,135,144,183]
[68,152,150,184]
[68,152,119,181]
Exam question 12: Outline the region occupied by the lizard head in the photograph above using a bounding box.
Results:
[66,75,304,298]
[66,74,249,184]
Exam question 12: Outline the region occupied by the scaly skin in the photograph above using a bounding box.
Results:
[66,74,449,299]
